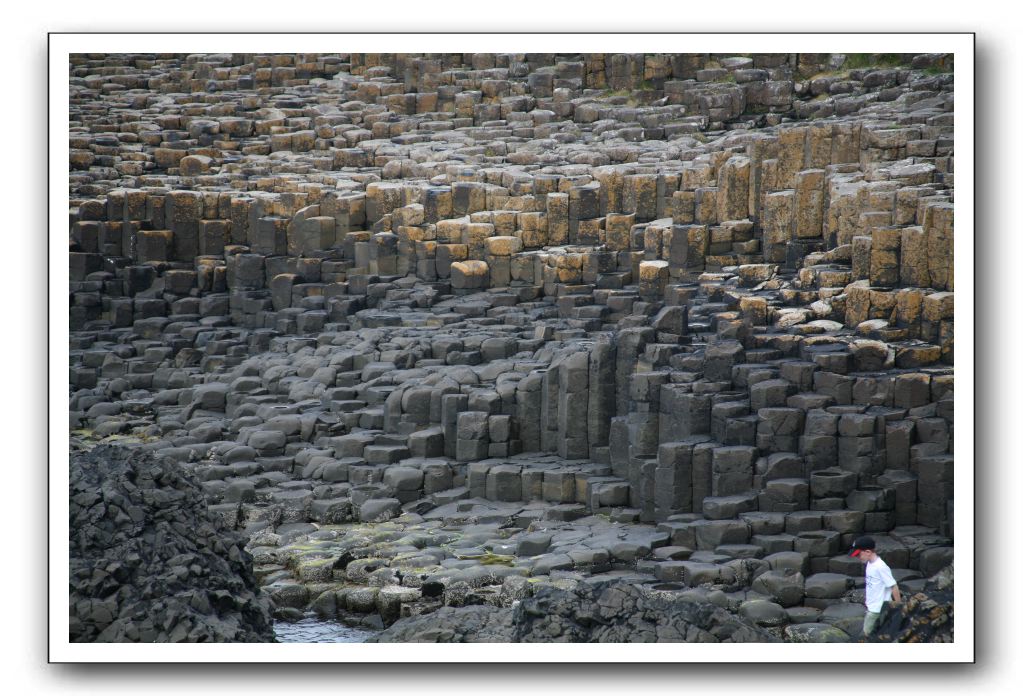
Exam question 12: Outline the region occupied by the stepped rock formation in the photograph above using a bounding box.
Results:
[68,52,955,642]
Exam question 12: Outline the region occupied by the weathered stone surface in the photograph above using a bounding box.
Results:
[67,51,955,645]
[372,581,777,643]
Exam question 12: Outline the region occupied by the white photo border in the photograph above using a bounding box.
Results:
[50,32,974,664]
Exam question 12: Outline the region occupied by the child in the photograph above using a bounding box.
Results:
[850,535,902,637]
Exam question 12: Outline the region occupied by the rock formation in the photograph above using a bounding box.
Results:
[871,563,954,643]
[371,580,777,642]
[70,445,276,642]
[68,52,955,642]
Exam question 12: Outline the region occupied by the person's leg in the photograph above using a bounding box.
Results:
[863,610,880,637]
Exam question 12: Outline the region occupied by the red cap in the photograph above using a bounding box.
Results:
[849,536,876,557]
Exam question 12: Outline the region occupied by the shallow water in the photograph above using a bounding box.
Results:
[273,616,379,643]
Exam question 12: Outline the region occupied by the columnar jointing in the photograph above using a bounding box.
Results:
[69,52,955,643]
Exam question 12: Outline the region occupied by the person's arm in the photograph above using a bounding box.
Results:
[881,565,901,603]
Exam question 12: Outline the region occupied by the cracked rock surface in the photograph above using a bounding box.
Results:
[70,445,276,642]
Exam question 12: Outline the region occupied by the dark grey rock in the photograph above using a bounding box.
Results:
[373,580,778,643]
[69,445,275,643]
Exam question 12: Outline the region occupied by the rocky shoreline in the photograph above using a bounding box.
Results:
[69,443,953,642]
[68,51,955,643]
[245,493,953,642]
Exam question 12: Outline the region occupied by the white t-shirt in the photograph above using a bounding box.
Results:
[864,557,897,612]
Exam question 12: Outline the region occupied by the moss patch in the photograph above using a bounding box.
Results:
[844,53,910,70]
[70,428,160,449]
[454,551,515,566]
